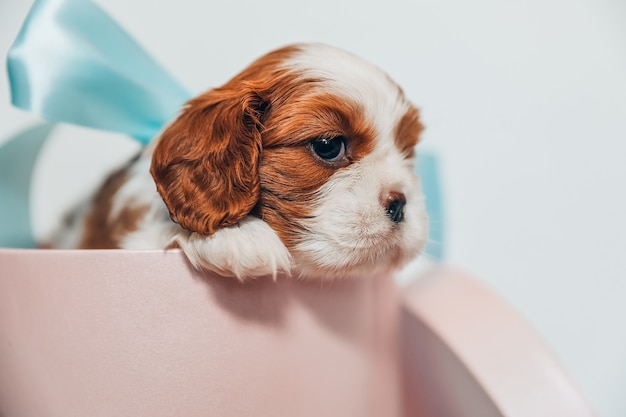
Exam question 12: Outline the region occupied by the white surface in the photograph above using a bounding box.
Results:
[1,0,625,416]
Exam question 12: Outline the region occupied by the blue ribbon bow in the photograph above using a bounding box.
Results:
[1,0,444,260]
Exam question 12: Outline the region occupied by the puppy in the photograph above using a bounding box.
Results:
[53,43,428,280]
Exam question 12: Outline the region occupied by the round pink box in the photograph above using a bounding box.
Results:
[0,249,595,417]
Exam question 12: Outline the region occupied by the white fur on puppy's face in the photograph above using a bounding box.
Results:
[276,44,428,278]
[292,151,427,279]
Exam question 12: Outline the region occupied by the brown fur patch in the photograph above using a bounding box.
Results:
[257,92,376,247]
[79,163,148,249]
[395,106,423,157]
[150,46,301,236]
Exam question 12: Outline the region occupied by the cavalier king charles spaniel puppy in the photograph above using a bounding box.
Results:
[53,43,428,280]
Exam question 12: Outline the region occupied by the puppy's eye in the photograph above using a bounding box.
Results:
[311,137,346,162]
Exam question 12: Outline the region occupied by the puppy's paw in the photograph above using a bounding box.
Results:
[174,216,292,280]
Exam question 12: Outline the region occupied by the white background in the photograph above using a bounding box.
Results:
[1,0,625,415]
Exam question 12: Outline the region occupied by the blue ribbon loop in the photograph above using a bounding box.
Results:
[416,152,444,261]
[0,123,55,248]
[7,0,191,144]
[1,0,444,260]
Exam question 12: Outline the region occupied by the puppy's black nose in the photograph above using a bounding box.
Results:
[384,192,406,223]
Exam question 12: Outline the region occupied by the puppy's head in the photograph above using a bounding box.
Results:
[151,43,428,278]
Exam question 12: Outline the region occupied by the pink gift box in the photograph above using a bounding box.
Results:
[0,249,594,417]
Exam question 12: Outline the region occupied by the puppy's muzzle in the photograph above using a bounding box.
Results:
[384,192,406,223]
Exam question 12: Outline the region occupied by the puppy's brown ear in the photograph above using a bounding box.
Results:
[150,88,267,236]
